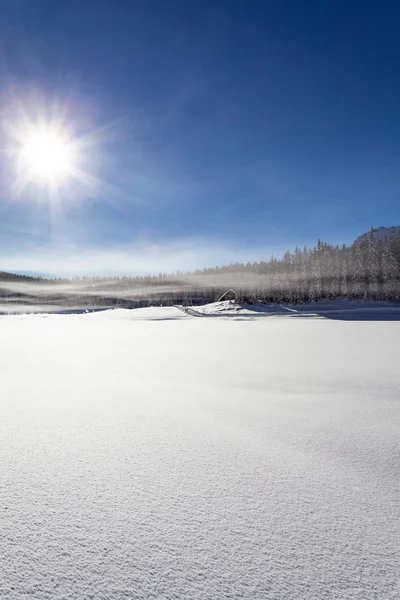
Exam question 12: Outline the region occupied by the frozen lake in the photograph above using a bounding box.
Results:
[1,307,399,599]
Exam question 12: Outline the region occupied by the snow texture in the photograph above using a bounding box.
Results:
[1,306,399,599]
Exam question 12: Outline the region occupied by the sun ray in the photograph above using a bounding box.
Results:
[3,90,140,214]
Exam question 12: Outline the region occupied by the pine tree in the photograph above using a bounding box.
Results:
[381,238,398,300]
[340,245,349,297]
[328,247,341,298]
[309,248,322,302]
[366,229,380,298]
[351,242,365,299]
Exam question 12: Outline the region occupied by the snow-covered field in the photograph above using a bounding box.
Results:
[1,305,399,599]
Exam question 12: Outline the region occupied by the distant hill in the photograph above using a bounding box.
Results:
[0,271,44,282]
[354,226,400,244]
[11,270,55,279]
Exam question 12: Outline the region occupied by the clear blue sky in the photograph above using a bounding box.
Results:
[0,0,399,275]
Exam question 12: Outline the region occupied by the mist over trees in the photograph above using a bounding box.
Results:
[1,228,400,309]
[184,228,400,304]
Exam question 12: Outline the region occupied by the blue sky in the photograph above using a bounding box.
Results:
[0,0,399,275]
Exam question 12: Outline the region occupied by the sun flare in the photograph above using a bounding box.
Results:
[19,125,75,187]
[7,97,104,201]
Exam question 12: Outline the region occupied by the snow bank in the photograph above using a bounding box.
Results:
[182,300,293,317]
[0,309,399,599]
[180,299,400,320]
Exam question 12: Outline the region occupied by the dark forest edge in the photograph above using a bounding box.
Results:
[1,228,400,310]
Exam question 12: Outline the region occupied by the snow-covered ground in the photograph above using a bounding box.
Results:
[1,306,399,599]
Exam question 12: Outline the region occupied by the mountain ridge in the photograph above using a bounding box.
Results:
[354,226,400,244]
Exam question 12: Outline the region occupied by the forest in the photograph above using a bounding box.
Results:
[1,228,400,309]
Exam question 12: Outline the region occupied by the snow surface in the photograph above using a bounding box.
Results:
[1,306,400,599]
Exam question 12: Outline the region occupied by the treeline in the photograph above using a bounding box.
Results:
[1,228,400,307]
[235,228,400,303]
[0,271,45,282]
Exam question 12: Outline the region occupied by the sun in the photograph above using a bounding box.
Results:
[5,96,103,201]
[19,125,75,187]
